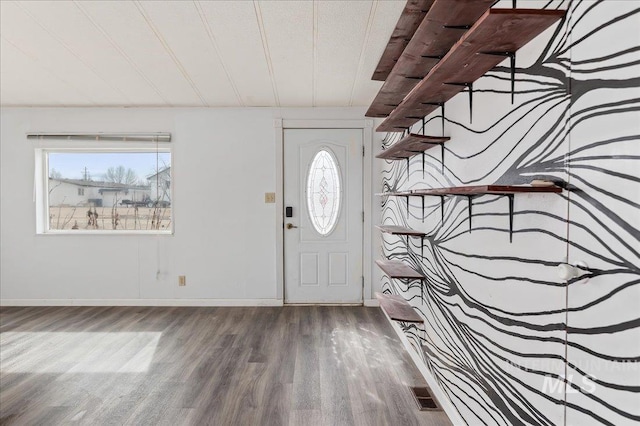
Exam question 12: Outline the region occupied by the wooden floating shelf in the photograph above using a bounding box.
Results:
[376,259,425,280]
[377,226,428,258]
[379,185,562,242]
[375,191,412,197]
[367,0,494,118]
[377,225,427,237]
[412,184,563,196]
[372,0,435,82]
[376,292,424,323]
[377,8,566,132]
[376,133,450,160]
[380,184,562,197]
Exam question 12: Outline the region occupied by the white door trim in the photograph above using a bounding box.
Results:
[274,119,373,303]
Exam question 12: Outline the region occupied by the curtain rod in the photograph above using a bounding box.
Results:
[26,132,171,142]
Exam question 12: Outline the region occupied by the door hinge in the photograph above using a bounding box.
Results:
[362,145,365,157]
[362,276,365,288]
[362,211,365,222]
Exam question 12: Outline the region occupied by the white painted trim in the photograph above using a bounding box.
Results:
[363,299,379,307]
[34,148,45,234]
[0,299,285,307]
[284,303,362,307]
[37,231,173,236]
[380,309,466,426]
[276,119,372,305]
[363,119,373,301]
[274,119,285,301]
[34,143,174,235]
[282,119,368,129]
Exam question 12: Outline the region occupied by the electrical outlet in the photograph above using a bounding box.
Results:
[265,192,276,203]
[178,275,186,286]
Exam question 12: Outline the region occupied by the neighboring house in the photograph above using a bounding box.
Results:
[147,167,171,205]
[48,178,150,208]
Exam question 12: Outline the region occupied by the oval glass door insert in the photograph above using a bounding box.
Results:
[306,149,341,235]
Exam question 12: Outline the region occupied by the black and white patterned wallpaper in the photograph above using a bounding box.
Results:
[379,1,639,425]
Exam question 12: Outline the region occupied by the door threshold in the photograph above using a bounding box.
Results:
[284,302,363,306]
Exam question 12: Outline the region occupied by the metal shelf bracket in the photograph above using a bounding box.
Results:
[478,51,516,103]
[444,83,473,123]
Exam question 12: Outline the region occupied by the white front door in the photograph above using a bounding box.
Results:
[283,128,363,304]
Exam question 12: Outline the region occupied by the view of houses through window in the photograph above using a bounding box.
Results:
[47,151,172,232]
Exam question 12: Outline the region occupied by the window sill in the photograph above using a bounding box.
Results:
[37,230,174,236]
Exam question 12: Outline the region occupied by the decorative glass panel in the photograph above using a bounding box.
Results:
[306,149,341,236]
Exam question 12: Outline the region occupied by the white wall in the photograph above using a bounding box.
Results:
[0,107,383,304]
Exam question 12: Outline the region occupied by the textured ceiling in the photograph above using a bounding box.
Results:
[0,0,405,107]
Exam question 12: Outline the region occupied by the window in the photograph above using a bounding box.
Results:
[38,149,172,233]
[306,148,341,236]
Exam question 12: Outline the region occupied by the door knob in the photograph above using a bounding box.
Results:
[286,223,298,229]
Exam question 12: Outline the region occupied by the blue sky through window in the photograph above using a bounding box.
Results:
[49,152,171,182]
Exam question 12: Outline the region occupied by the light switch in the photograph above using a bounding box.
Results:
[265,192,276,203]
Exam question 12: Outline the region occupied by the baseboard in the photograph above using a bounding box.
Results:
[2,299,378,308]
[380,309,466,426]
[0,298,285,307]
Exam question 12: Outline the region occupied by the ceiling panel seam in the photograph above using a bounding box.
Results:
[253,1,280,107]
[349,0,378,107]
[1,34,94,107]
[73,0,170,106]
[193,0,244,107]
[13,1,134,106]
[134,1,207,107]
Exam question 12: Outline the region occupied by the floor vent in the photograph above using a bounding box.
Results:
[409,386,442,411]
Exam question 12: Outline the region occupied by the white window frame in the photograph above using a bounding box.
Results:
[35,142,173,235]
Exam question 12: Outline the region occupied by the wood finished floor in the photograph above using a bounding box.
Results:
[0,306,452,426]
